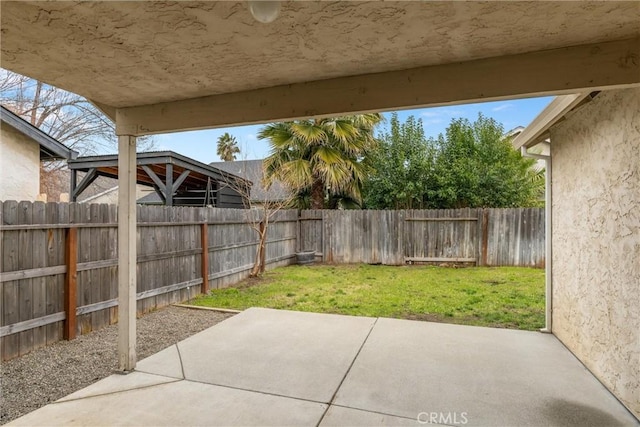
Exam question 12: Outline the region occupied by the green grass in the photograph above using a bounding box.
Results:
[192,265,545,330]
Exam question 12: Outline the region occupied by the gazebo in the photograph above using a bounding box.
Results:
[68,151,250,208]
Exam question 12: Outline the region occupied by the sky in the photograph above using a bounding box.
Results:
[151,96,554,164]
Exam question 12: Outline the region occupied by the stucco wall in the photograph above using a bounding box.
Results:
[551,87,639,417]
[0,125,40,201]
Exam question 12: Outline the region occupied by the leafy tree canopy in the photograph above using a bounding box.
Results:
[363,113,435,209]
[364,113,543,209]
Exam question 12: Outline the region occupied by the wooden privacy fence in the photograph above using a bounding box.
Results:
[1,202,543,360]
[0,201,298,360]
[299,208,545,267]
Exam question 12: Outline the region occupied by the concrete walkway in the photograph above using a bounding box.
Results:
[9,308,638,426]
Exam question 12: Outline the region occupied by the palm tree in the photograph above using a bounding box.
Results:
[261,114,382,209]
[216,132,240,161]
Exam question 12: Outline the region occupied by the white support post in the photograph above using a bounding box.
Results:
[118,134,137,371]
[543,156,552,333]
[521,146,552,333]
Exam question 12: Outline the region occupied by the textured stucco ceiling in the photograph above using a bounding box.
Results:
[1,1,639,109]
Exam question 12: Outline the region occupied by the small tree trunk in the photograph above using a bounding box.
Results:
[259,219,267,273]
[250,220,267,277]
[250,243,262,277]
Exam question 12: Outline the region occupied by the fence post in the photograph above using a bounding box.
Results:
[64,227,77,340]
[296,210,301,253]
[398,210,405,265]
[201,223,209,294]
[481,209,489,266]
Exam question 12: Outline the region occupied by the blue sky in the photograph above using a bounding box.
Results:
[152,96,553,163]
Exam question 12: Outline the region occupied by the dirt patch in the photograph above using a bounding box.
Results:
[404,313,450,323]
[234,275,274,289]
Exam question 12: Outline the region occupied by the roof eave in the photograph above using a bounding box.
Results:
[512,92,591,150]
[1,105,79,160]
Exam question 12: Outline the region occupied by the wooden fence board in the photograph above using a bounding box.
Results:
[2,201,20,360]
[17,201,34,356]
[31,202,47,351]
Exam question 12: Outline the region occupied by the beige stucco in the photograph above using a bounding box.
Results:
[551,87,640,417]
[0,125,41,202]
[2,2,639,110]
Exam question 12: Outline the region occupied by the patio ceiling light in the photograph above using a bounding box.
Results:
[248,1,281,24]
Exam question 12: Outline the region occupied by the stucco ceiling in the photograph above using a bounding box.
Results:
[2,1,639,110]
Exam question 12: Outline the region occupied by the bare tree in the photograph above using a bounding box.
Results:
[219,161,294,277]
[1,69,155,199]
[1,69,155,155]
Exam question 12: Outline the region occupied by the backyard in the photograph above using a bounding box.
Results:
[192,265,545,330]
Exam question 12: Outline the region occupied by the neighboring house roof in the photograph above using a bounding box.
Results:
[512,92,597,150]
[0,105,78,160]
[136,191,163,205]
[209,159,290,203]
[79,185,119,203]
[504,126,525,140]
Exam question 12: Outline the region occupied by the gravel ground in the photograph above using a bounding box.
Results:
[0,306,234,424]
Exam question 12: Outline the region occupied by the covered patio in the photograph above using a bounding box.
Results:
[2,1,639,423]
[8,308,637,426]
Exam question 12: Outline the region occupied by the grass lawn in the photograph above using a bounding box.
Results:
[192,265,545,330]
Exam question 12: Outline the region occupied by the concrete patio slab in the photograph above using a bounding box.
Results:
[9,380,327,426]
[178,307,376,403]
[319,406,427,426]
[334,317,638,426]
[56,371,179,402]
[135,344,184,379]
[8,309,638,427]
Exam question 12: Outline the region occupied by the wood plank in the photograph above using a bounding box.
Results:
[107,204,118,325]
[31,202,47,350]
[76,298,118,316]
[0,266,67,282]
[2,201,20,360]
[405,217,478,221]
[1,223,118,230]
[0,218,297,231]
[138,206,153,314]
[98,204,111,330]
[45,202,62,345]
[137,247,202,263]
[406,257,477,263]
[136,278,202,300]
[0,312,66,337]
[17,201,34,356]
[201,223,209,294]
[76,204,91,335]
[64,227,78,340]
[53,203,69,343]
[152,206,168,310]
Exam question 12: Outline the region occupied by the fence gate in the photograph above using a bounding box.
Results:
[403,208,481,265]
